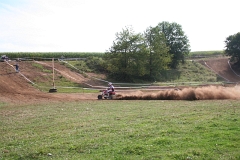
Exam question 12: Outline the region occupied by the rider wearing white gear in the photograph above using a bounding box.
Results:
[107,82,114,96]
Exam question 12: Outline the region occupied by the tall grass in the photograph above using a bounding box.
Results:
[1,100,239,159]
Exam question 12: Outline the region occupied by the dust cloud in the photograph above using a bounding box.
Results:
[116,86,240,100]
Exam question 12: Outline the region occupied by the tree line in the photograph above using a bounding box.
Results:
[104,21,190,81]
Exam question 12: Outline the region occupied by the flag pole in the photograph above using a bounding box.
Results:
[49,58,57,92]
[52,58,55,89]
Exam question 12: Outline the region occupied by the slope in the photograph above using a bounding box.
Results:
[201,57,240,82]
[0,61,96,104]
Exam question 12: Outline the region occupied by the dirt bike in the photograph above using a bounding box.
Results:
[98,89,116,100]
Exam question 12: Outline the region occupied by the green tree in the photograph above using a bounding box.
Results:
[144,26,171,80]
[105,26,146,81]
[85,56,105,72]
[225,32,240,65]
[157,21,190,68]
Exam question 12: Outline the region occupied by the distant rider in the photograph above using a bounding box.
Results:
[107,82,114,96]
[13,63,19,72]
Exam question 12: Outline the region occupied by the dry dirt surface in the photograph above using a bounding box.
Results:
[200,57,240,82]
[0,61,98,105]
[1,57,240,104]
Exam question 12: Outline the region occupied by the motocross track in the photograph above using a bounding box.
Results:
[0,60,100,105]
[200,57,240,82]
[1,57,240,104]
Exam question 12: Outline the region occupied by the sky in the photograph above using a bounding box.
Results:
[0,0,239,52]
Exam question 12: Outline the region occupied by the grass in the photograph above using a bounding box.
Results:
[177,60,218,82]
[32,63,52,73]
[30,61,100,93]
[158,60,221,83]
[63,58,222,85]
[1,100,239,159]
[65,61,92,73]
[35,84,98,93]
[30,62,97,93]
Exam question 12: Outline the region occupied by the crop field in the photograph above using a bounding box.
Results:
[1,100,240,160]
[1,52,104,59]
[188,50,224,57]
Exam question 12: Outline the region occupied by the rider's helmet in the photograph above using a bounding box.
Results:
[108,82,112,86]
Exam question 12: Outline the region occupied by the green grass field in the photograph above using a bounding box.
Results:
[1,100,239,159]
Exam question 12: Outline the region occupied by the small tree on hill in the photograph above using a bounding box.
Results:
[225,32,240,65]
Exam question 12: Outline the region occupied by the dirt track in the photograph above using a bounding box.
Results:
[0,61,97,104]
[201,57,240,82]
[1,57,240,104]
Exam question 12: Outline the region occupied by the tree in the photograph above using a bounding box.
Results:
[85,56,105,72]
[144,26,171,80]
[105,26,146,81]
[157,21,190,68]
[105,22,189,81]
[225,32,240,65]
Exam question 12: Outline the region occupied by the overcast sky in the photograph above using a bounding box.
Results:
[0,0,239,52]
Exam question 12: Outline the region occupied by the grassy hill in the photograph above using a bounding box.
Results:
[157,60,220,83]
[64,58,224,84]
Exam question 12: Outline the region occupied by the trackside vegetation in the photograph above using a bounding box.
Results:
[0,100,239,159]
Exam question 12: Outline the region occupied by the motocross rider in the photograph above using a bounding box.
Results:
[107,82,114,96]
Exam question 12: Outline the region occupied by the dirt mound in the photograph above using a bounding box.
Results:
[0,61,97,104]
[0,62,37,93]
[200,57,240,82]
